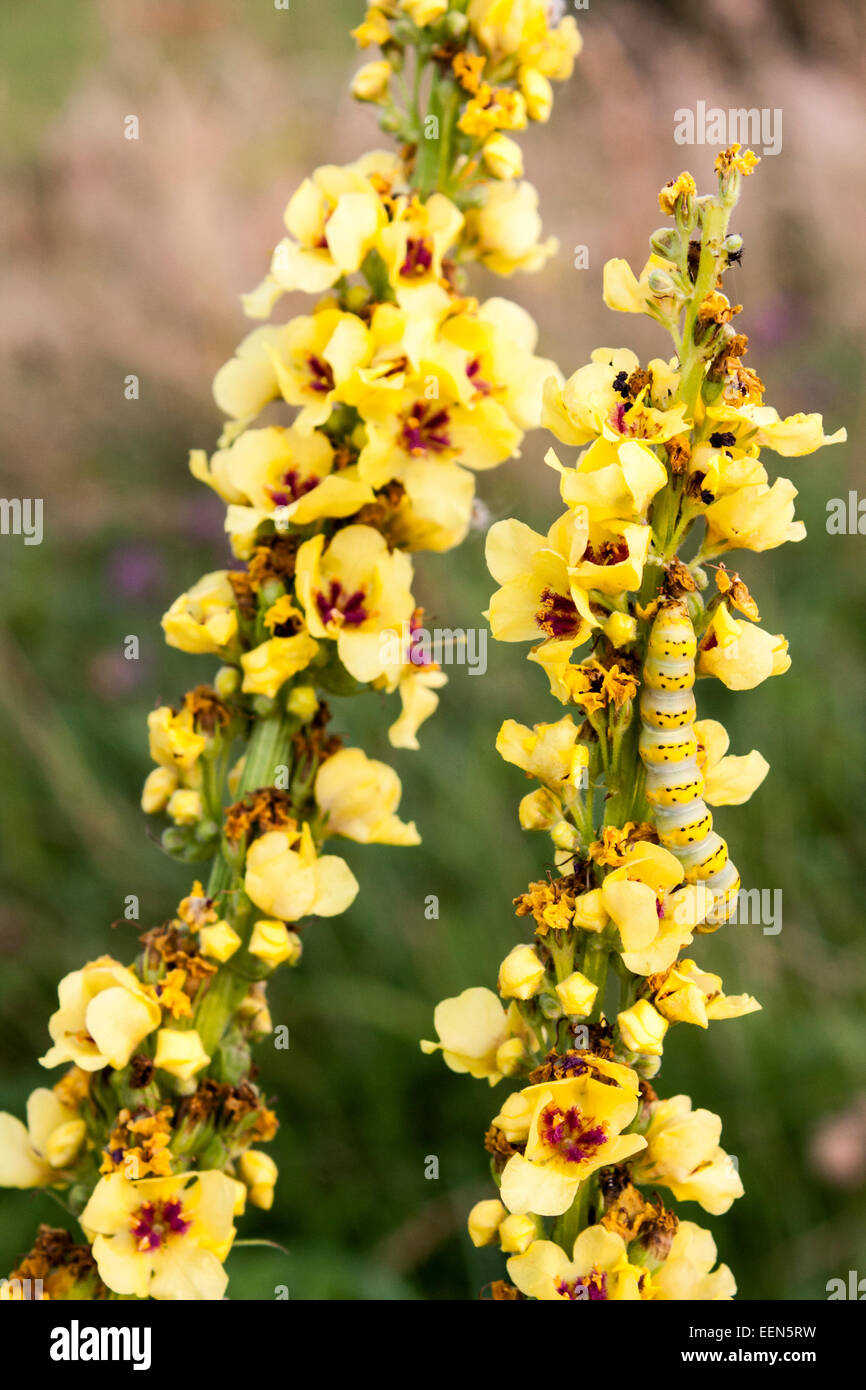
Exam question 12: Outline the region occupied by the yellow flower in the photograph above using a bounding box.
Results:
[377,192,464,305]
[568,512,652,597]
[554,971,597,1018]
[498,943,546,1000]
[269,308,373,433]
[603,254,683,318]
[459,85,527,140]
[465,180,557,275]
[248,920,296,969]
[468,0,582,82]
[651,958,761,1030]
[314,746,420,845]
[238,1150,278,1211]
[547,437,667,522]
[652,1220,736,1300]
[508,1224,644,1301]
[246,152,399,305]
[212,325,291,436]
[495,1058,646,1216]
[40,957,162,1073]
[153,1029,211,1082]
[496,715,589,792]
[632,1095,744,1215]
[198,920,242,964]
[147,706,206,775]
[0,1089,86,1188]
[352,7,392,48]
[485,512,595,650]
[468,1197,507,1247]
[698,606,790,690]
[543,348,687,448]
[600,842,716,976]
[194,424,374,558]
[81,1170,238,1300]
[240,633,320,699]
[703,477,806,554]
[705,401,846,456]
[421,987,523,1084]
[295,524,415,684]
[694,718,769,805]
[352,60,391,102]
[386,662,448,750]
[161,571,238,655]
[617,999,668,1057]
[244,824,359,922]
[482,132,525,180]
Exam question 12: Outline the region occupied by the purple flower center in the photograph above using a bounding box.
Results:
[268,468,320,508]
[131,1198,191,1252]
[556,1270,609,1301]
[539,1104,607,1166]
[400,402,452,456]
[307,354,335,394]
[536,588,581,640]
[315,579,368,629]
[400,236,433,279]
[466,357,493,396]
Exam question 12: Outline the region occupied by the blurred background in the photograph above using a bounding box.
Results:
[1,0,864,1299]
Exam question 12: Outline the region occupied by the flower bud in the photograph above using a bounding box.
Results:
[199,919,242,963]
[498,944,545,1000]
[248,919,296,968]
[153,1028,210,1082]
[520,66,553,122]
[555,971,598,1018]
[482,133,524,180]
[495,1036,526,1077]
[141,766,178,814]
[166,789,204,826]
[647,268,676,296]
[287,684,319,721]
[467,1198,506,1247]
[617,1000,668,1057]
[603,612,638,648]
[352,60,391,102]
[214,665,240,700]
[498,1213,539,1254]
[238,1149,278,1210]
[650,227,681,258]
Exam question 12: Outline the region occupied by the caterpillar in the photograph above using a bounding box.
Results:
[638,600,740,926]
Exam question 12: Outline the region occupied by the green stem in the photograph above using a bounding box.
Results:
[553,1172,595,1254]
[580,935,609,1023]
[198,709,299,1051]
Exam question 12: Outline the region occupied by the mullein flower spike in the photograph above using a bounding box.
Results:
[423,146,845,1301]
[0,1,580,1300]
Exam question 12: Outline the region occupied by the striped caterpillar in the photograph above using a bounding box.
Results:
[638,600,740,926]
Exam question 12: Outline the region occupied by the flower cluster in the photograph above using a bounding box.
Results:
[0,5,578,1300]
[423,147,845,1300]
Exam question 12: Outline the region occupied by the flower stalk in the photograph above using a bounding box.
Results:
[0,1,581,1301]
[425,147,846,1301]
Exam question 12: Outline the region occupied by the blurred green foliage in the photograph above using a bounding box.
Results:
[1,0,865,1300]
